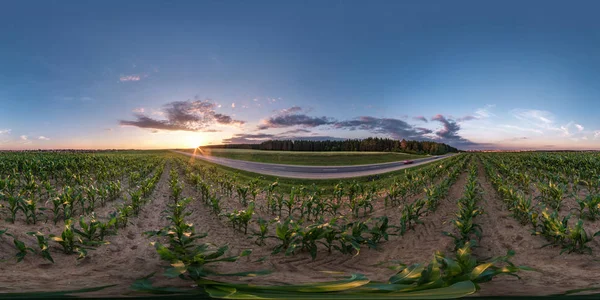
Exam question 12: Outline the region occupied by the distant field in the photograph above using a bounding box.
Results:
[187,148,426,165]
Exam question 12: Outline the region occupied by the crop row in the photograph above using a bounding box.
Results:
[481,154,600,254]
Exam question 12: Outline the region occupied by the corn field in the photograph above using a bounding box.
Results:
[1,150,600,298]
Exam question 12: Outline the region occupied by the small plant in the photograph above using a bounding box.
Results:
[6,233,34,262]
[252,217,272,246]
[27,231,54,263]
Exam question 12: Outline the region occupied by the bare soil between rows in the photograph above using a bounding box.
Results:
[1,159,599,297]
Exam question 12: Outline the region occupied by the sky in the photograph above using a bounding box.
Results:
[2,0,600,150]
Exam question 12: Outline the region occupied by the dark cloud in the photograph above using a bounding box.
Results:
[457,115,477,122]
[277,106,303,114]
[258,114,334,130]
[415,127,433,134]
[431,114,477,146]
[257,106,333,130]
[120,100,245,132]
[223,133,345,144]
[333,117,424,139]
[280,128,312,135]
[413,116,428,123]
[120,114,192,131]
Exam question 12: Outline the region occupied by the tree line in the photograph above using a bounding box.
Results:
[204,137,459,155]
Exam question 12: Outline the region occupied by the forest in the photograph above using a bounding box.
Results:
[204,137,459,155]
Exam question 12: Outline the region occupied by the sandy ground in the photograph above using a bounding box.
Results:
[0,162,189,296]
[1,158,600,297]
[473,161,600,296]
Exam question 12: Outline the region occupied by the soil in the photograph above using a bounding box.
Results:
[473,160,600,296]
[1,158,599,297]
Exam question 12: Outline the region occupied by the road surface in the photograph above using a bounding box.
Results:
[172,150,457,179]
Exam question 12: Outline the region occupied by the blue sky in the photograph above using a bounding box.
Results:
[1,0,600,150]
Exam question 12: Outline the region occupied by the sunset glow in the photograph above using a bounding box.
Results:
[2,1,600,150]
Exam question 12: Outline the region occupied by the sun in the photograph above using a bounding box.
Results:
[184,134,205,149]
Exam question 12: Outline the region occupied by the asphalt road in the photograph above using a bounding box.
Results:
[172,150,457,179]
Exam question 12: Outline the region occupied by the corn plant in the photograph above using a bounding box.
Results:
[188,242,528,300]
[252,217,272,246]
[23,197,44,224]
[50,219,88,259]
[533,208,569,246]
[272,218,300,255]
[129,188,144,216]
[563,219,600,254]
[84,185,98,214]
[264,180,279,212]
[369,216,396,244]
[169,173,183,202]
[398,200,426,235]
[6,193,24,223]
[74,216,105,245]
[5,233,34,262]
[147,195,260,281]
[510,193,536,225]
[98,214,118,240]
[115,204,134,228]
[222,202,255,234]
[444,165,483,250]
[536,181,566,211]
[575,193,600,221]
[209,193,222,216]
[236,185,249,206]
[26,231,54,263]
[283,187,299,218]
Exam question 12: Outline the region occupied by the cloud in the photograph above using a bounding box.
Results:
[412,116,428,123]
[119,99,245,132]
[120,75,141,82]
[258,115,333,130]
[498,125,543,134]
[457,115,477,122]
[278,106,303,115]
[254,108,477,147]
[20,135,28,141]
[334,117,426,140]
[258,107,334,130]
[512,109,554,128]
[0,129,10,135]
[222,133,276,144]
[508,109,590,140]
[231,103,235,108]
[38,136,50,140]
[280,128,312,135]
[223,133,345,144]
[132,107,145,113]
[475,105,496,119]
[430,114,477,146]
[415,127,433,134]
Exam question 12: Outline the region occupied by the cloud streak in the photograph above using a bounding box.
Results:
[119,75,141,82]
[258,106,334,130]
[120,99,245,132]
[412,116,428,123]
